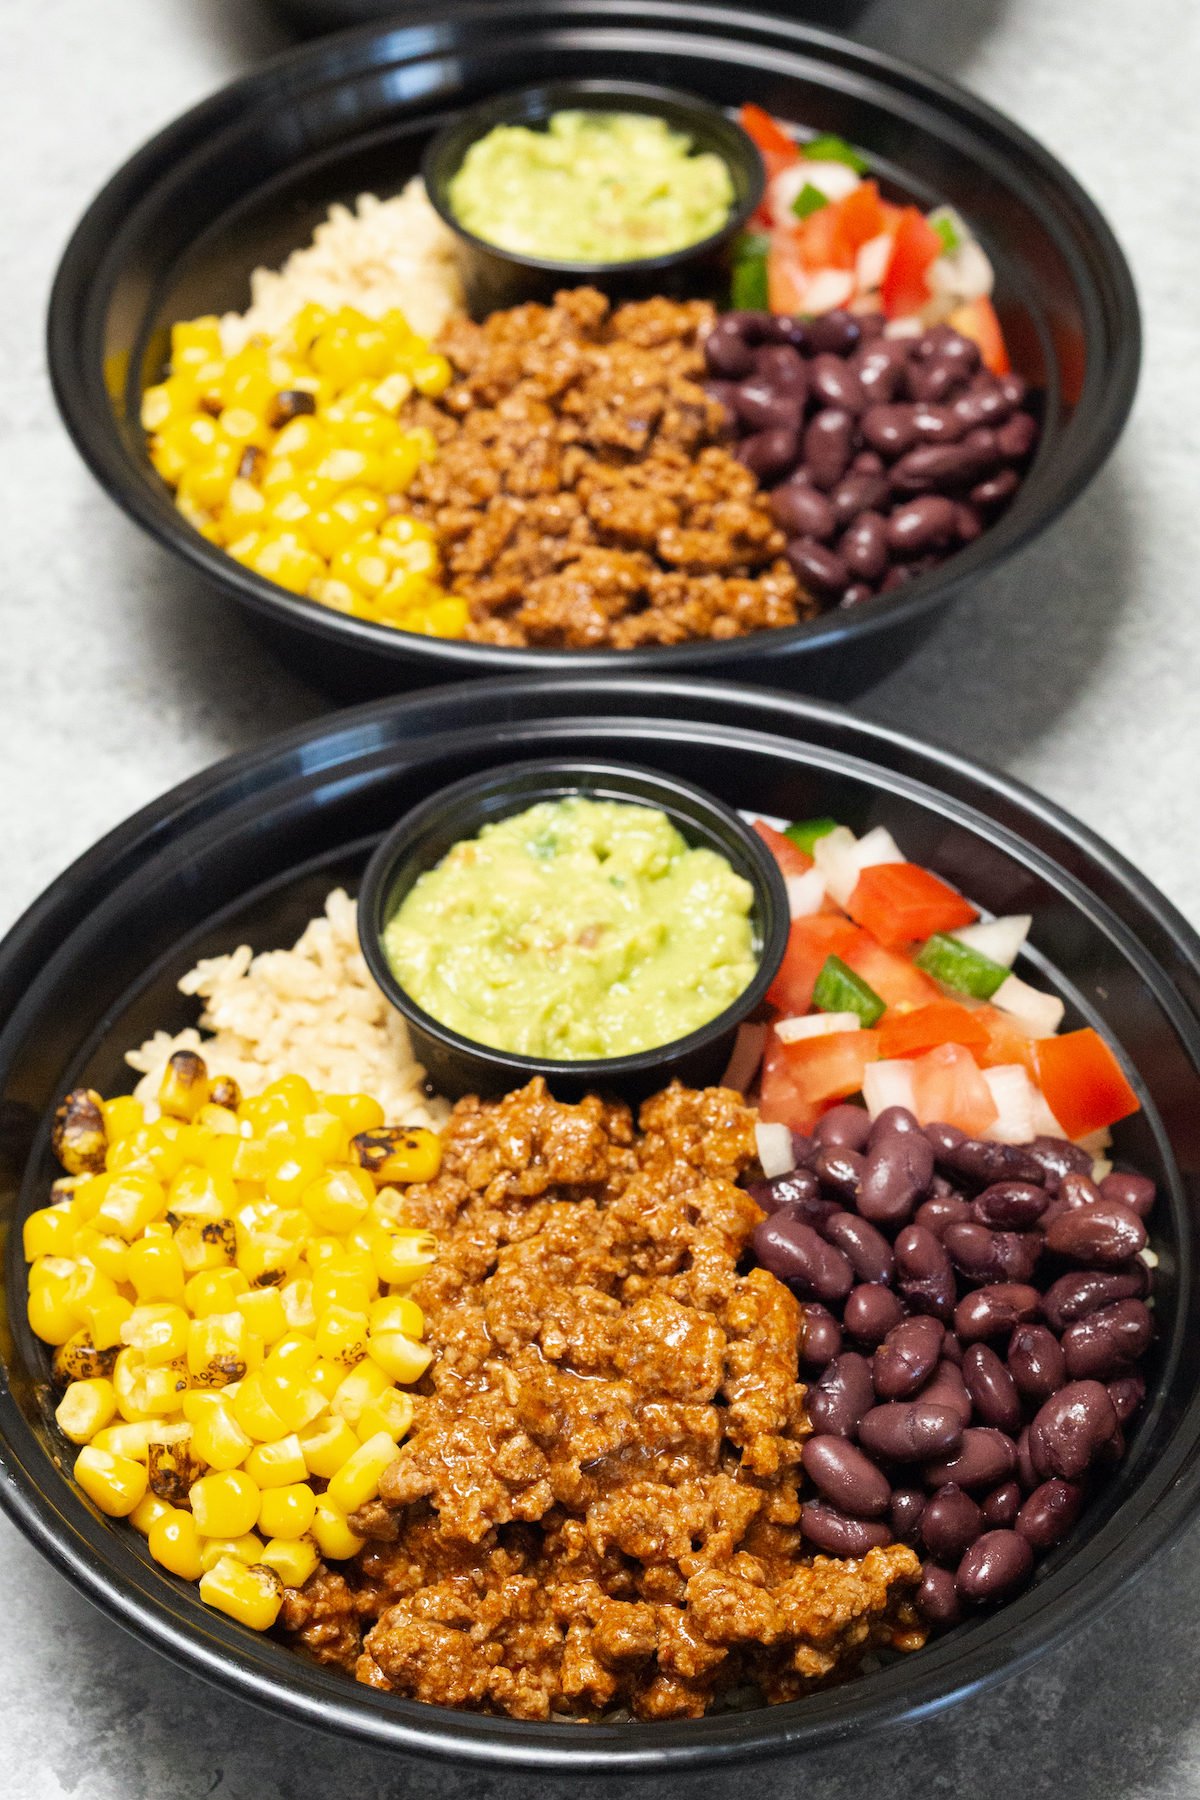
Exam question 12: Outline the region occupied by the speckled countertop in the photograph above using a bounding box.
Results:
[4,1,1200,1794]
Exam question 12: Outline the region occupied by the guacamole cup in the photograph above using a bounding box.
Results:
[357,757,789,1100]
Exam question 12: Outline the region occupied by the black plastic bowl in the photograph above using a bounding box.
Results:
[46,1,1140,704]
[357,755,789,1099]
[4,676,1197,1770]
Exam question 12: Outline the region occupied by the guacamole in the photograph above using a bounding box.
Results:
[446,110,735,264]
[384,796,757,1059]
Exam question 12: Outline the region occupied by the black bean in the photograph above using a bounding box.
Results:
[915,326,979,375]
[908,356,972,406]
[951,376,1014,430]
[891,1488,927,1542]
[957,1530,1032,1603]
[1023,1136,1093,1192]
[811,352,867,414]
[999,372,1028,407]
[744,1169,821,1215]
[934,1135,1044,1189]
[805,1351,875,1439]
[737,426,802,481]
[803,408,856,490]
[824,1213,894,1285]
[1098,1171,1156,1219]
[981,1481,1022,1529]
[924,1121,966,1161]
[1058,1170,1104,1209]
[996,412,1038,459]
[1042,1265,1148,1331]
[854,341,909,404]
[800,1303,843,1369]
[705,317,756,378]
[815,1105,873,1153]
[886,494,959,554]
[926,1427,1018,1491]
[874,1316,946,1400]
[1107,1371,1146,1426]
[970,467,1020,510]
[840,583,875,608]
[911,403,968,443]
[916,1561,963,1627]
[800,1501,892,1557]
[752,1214,855,1302]
[972,1181,1048,1229]
[1029,1381,1117,1481]
[1014,1478,1083,1551]
[1006,1323,1066,1402]
[859,1131,935,1227]
[723,309,776,344]
[944,1221,1043,1285]
[770,480,836,541]
[734,380,803,434]
[869,1105,922,1147]
[880,564,918,593]
[954,501,983,542]
[1016,1425,1038,1493]
[955,1283,1042,1343]
[890,433,1001,494]
[703,380,738,427]
[939,1332,965,1369]
[792,1131,820,1171]
[841,510,891,583]
[1045,1202,1146,1267]
[754,343,808,397]
[858,312,887,342]
[830,470,891,527]
[802,1435,892,1517]
[787,536,850,595]
[859,1401,964,1463]
[962,1344,1022,1433]
[844,1283,907,1345]
[898,1275,958,1325]
[915,1192,973,1239]
[861,403,919,458]
[921,1483,983,1561]
[804,310,861,356]
[1062,1299,1153,1382]
[815,1147,865,1201]
[919,1360,973,1429]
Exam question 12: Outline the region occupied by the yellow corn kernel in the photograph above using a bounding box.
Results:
[148,1508,205,1581]
[92,1419,155,1462]
[264,1331,319,1376]
[408,352,452,398]
[330,1357,391,1428]
[188,1397,253,1473]
[113,1347,189,1420]
[229,1372,288,1443]
[301,1167,371,1235]
[103,1096,145,1139]
[56,1377,118,1444]
[26,1270,81,1345]
[258,1534,320,1590]
[312,1496,365,1562]
[336,1244,380,1297]
[258,1482,317,1541]
[308,577,368,617]
[198,1533,263,1572]
[75,1444,148,1516]
[369,370,413,414]
[199,1554,283,1631]
[189,1468,261,1538]
[260,1368,326,1433]
[236,1229,298,1290]
[130,1491,174,1536]
[370,1295,424,1338]
[94,1171,167,1240]
[399,596,470,640]
[315,1305,370,1370]
[355,1386,414,1445]
[271,415,330,465]
[263,1140,324,1209]
[77,1289,135,1353]
[245,531,324,596]
[188,1310,248,1388]
[195,1103,240,1140]
[53,1329,117,1386]
[218,406,271,450]
[279,1277,317,1334]
[170,317,223,365]
[168,1163,238,1221]
[236,1286,289,1345]
[368,1331,433,1386]
[299,1107,349,1162]
[121,1303,190,1367]
[371,1227,438,1290]
[158,1048,210,1120]
[304,1236,343,1274]
[178,445,241,513]
[330,535,392,597]
[324,1094,385,1135]
[297,1413,360,1480]
[67,1172,111,1223]
[351,1126,441,1187]
[23,1204,77,1260]
[309,1359,344,1402]
[311,1268,371,1318]
[326,1431,398,1515]
[244,1433,307,1489]
[185,1267,250,1318]
[125,1233,186,1302]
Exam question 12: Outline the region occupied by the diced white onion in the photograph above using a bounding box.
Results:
[856,231,893,294]
[950,915,1031,969]
[855,825,906,872]
[927,236,994,303]
[991,974,1065,1039]
[803,268,857,314]
[775,1012,862,1043]
[769,161,861,228]
[1091,1159,1114,1183]
[721,1022,766,1097]
[1027,1085,1067,1139]
[885,315,923,338]
[861,1059,916,1121]
[1075,1125,1113,1155]
[812,826,863,906]
[980,1064,1038,1144]
[739,810,789,831]
[755,1119,796,1178]
[786,868,827,917]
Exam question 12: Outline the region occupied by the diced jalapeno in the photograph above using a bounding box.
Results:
[812,955,885,1027]
[784,817,839,857]
[792,182,829,220]
[915,932,1009,999]
[802,134,869,175]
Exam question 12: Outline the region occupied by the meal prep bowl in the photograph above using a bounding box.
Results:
[276,0,875,40]
[47,0,1139,703]
[357,755,789,1099]
[2,674,1199,1768]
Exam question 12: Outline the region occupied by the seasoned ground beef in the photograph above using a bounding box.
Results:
[401,289,814,648]
[279,1080,922,1719]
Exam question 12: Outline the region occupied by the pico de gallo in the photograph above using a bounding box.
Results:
[734,104,1010,376]
[736,816,1139,1151]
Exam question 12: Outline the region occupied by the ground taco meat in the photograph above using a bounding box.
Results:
[400,288,813,648]
[279,1080,923,1719]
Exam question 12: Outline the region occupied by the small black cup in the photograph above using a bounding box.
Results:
[358,757,789,1102]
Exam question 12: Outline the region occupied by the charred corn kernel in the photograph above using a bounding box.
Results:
[52,1088,109,1175]
[324,1094,385,1135]
[315,1305,370,1369]
[368,1331,433,1385]
[23,1204,77,1259]
[299,1108,349,1161]
[92,1419,155,1462]
[330,1357,391,1427]
[279,1278,316,1333]
[149,1508,205,1581]
[185,1267,250,1318]
[312,1496,365,1561]
[355,1387,414,1445]
[147,1422,209,1504]
[158,1049,209,1120]
[189,1398,253,1473]
[130,1491,174,1536]
[327,1431,397,1515]
[199,1554,283,1632]
[189,1469,260,1538]
[244,1433,307,1489]
[53,1329,117,1385]
[301,1167,371,1234]
[309,1359,343,1402]
[199,1534,263,1572]
[351,1125,441,1186]
[27,1274,79,1345]
[235,1286,289,1344]
[125,1232,185,1301]
[121,1303,190,1366]
[188,1310,249,1389]
[168,1164,237,1221]
[311,1269,371,1317]
[264,1331,318,1376]
[56,1377,118,1443]
[206,1074,242,1111]
[258,1482,317,1540]
[174,1216,236,1273]
[236,1230,298,1289]
[258,1534,320,1590]
[371,1227,437,1290]
[370,1295,424,1339]
[75,1444,148,1516]
[297,1414,359,1479]
[114,1347,189,1420]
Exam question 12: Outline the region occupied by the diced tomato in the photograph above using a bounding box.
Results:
[1033,1028,1141,1140]
[880,207,944,318]
[767,237,809,313]
[910,1043,999,1136]
[759,1030,825,1131]
[845,863,977,948]
[767,914,863,1016]
[834,180,888,255]
[794,201,857,273]
[777,1028,882,1107]
[753,820,813,880]
[948,297,1011,376]
[839,936,941,1013]
[878,1000,989,1060]
[740,104,800,183]
[973,1004,1039,1079]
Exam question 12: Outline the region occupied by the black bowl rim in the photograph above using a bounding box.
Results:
[420,77,766,275]
[356,752,790,1081]
[3,674,1200,1770]
[44,0,1142,681]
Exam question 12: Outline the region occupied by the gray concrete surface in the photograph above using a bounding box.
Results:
[2,0,1200,1793]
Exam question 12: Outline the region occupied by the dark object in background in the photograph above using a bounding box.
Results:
[274,0,872,32]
